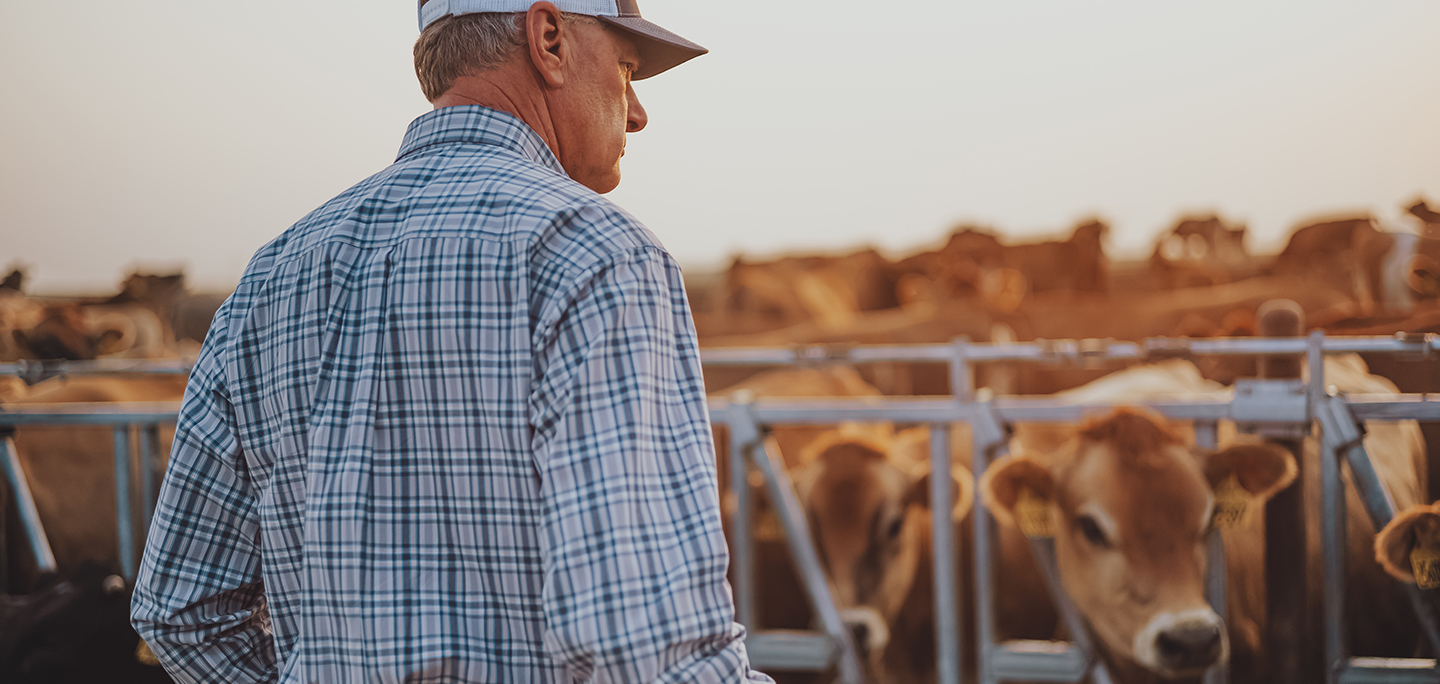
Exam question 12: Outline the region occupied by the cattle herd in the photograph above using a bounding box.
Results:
[5,198,1440,682]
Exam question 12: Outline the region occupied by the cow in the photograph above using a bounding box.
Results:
[982,407,1295,682]
[4,374,186,588]
[0,563,170,684]
[719,249,901,333]
[894,220,1109,311]
[1147,216,1256,290]
[978,355,1426,682]
[791,428,974,684]
[9,302,171,361]
[1405,199,1440,300]
[1270,216,1397,317]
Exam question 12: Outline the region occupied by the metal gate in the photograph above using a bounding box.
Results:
[705,332,1440,684]
[6,339,1440,684]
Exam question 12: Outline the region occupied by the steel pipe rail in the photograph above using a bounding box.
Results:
[0,359,192,384]
[0,402,183,426]
[0,404,179,580]
[699,334,1440,367]
[705,332,1440,684]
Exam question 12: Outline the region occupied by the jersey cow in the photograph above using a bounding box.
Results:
[4,375,186,588]
[792,428,973,684]
[978,355,1425,683]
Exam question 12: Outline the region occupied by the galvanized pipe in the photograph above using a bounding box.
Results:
[930,423,961,684]
[726,398,757,630]
[1197,420,1228,684]
[114,425,135,580]
[1,435,58,574]
[140,423,159,534]
[1322,422,1348,684]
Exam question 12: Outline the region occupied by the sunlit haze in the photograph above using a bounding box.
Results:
[2,0,1437,294]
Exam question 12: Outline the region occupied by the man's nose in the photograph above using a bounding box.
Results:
[626,83,647,133]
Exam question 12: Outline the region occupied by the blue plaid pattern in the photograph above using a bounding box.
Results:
[132,106,769,684]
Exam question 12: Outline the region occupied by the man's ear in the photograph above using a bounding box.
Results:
[978,454,1055,527]
[1202,443,1297,501]
[1375,503,1440,583]
[525,1,567,88]
[903,465,974,522]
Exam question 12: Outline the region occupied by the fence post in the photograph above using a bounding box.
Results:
[1257,299,1309,684]
[1,433,58,575]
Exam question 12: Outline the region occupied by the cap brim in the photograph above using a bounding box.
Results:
[597,15,707,80]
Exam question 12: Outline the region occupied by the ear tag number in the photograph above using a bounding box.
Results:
[1411,544,1440,590]
[1213,474,1253,530]
[1016,487,1055,538]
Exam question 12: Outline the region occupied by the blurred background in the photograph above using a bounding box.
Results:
[2,0,1437,294]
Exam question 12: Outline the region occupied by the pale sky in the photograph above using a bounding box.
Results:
[2,1,1438,294]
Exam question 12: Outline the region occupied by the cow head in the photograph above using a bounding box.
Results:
[1375,501,1440,584]
[793,430,973,661]
[981,408,1296,679]
[11,304,130,361]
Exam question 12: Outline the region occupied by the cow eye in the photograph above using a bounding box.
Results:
[1076,515,1110,548]
[884,516,904,541]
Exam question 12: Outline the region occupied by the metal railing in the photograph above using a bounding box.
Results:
[5,334,1440,683]
[704,332,1440,684]
[0,403,182,580]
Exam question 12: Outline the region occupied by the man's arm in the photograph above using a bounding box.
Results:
[530,245,771,683]
[131,304,277,684]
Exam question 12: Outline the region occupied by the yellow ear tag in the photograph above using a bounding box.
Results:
[1016,487,1055,538]
[1212,474,1253,530]
[135,639,161,666]
[1410,544,1440,590]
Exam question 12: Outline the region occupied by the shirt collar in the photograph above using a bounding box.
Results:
[395,106,567,177]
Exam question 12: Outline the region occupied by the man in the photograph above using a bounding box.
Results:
[131,2,771,682]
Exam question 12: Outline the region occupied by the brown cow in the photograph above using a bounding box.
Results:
[5,375,187,588]
[983,408,1295,681]
[1271,216,1396,316]
[792,428,973,684]
[981,355,1426,682]
[10,302,172,361]
[720,249,901,333]
[1147,216,1255,290]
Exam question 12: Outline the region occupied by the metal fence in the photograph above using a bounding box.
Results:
[5,335,1440,683]
[705,332,1440,684]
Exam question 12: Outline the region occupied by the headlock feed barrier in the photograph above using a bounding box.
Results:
[704,330,1440,684]
[6,336,1440,684]
[0,359,189,581]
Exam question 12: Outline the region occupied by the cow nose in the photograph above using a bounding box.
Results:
[1155,621,1224,671]
[838,607,889,658]
[849,620,872,656]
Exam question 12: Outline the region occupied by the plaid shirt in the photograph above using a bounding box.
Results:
[132,106,769,684]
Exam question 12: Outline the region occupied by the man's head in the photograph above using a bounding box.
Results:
[413,1,705,194]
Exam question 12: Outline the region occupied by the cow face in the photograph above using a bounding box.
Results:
[982,409,1296,679]
[1375,502,1440,584]
[793,432,972,659]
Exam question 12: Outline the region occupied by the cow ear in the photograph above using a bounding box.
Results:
[1375,504,1440,584]
[978,454,1055,527]
[1202,443,1297,502]
[903,465,974,522]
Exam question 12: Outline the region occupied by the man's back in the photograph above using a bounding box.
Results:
[132,106,763,683]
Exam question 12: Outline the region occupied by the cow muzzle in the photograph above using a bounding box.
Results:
[839,607,890,657]
[1132,608,1227,677]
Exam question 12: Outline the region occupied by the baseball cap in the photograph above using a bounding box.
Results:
[417,0,707,80]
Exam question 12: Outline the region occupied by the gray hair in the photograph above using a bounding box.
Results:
[413,5,600,103]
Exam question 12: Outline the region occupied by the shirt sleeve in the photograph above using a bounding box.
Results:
[529,245,772,684]
[130,302,278,684]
